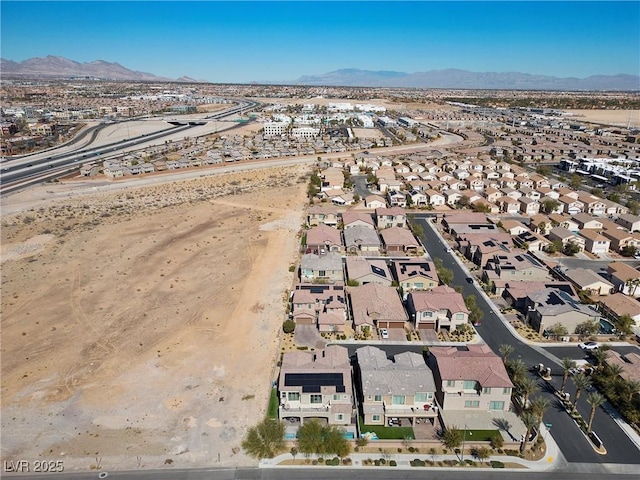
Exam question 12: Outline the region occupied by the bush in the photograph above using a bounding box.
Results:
[389,460,397,466]
[408,446,416,453]
[283,320,295,334]
[312,460,318,465]
[410,459,426,467]
[490,435,504,449]
[374,459,381,466]
[490,460,505,468]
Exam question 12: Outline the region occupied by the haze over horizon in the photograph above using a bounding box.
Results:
[2,1,639,84]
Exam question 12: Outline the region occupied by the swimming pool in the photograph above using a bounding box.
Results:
[284,433,297,440]
[343,432,355,439]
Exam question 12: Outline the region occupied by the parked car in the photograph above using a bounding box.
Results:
[380,328,389,339]
[466,277,474,284]
[578,341,600,351]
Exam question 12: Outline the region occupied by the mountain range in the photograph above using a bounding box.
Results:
[292,68,640,91]
[2,56,638,90]
[0,56,205,82]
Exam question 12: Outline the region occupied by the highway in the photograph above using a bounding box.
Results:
[0,100,258,195]
[411,214,640,464]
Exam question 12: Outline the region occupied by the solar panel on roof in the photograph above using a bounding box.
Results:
[310,286,327,294]
[371,265,387,277]
[284,373,344,390]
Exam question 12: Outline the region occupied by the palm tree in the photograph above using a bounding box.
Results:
[586,391,606,433]
[529,396,551,423]
[506,358,527,384]
[624,277,640,296]
[605,363,624,379]
[572,373,592,405]
[499,344,514,363]
[627,380,640,402]
[520,411,538,453]
[516,376,539,409]
[591,349,608,371]
[560,357,577,394]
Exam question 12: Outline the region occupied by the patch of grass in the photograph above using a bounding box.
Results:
[242,394,256,401]
[466,429,501,441]
[267,388,279,419]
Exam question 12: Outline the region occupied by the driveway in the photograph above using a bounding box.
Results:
[294,325,327,349]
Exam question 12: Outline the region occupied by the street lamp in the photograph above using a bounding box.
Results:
[461,424,472,463]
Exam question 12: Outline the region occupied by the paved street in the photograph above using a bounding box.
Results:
[411,214,640,464]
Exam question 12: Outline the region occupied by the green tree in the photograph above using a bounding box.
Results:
[529,396,550,423]
[464,295,484,325]
[560,357,577,394]
[506,358,527,384]
[242,418,286,459]
[297,421,351,457]
[563,241,581,256]
[499,344,514,363]
[547,323,568,340]
[616,314,634,338]
[608,192,621,204]
[516,376,539,409]
[440,425,463,459]
[283,319,296,334]
[575,320,599,337]
[572,373,592,405]
[586,391,606,433]
[520,411,538,453]
[620,245,638,258]
[627,200,640,215]
[626,379,640,402]
[437,266,454,286]
[473,446,491,464]
[569,174,582,190]
[541,198,561,214]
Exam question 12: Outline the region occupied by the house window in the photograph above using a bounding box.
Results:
[463,380,477,390]
[374,394,382,402]
[415,392,428,403]
[288,392,300,401]
[423,311,432,318]
[372,414,381,422]
[489,401,505,410]
[319,270,326,277]
[464,400,480,408]
[446,380,456,387]
[482,387,492,394]
[503,387,511,395]
[392,395,405,405]
[456,313,465,320]
[333,394,341,401]
[415,282,424,289]
[310,394,322,404]
[335,413,344,421]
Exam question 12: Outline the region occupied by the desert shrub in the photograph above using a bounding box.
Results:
[389,460,397,466]
[490,460,505,468]
[490,435,504,449]
[374,459,380,466]
[410,459,425,467]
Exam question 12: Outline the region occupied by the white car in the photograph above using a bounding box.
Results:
[380,328,389,339]
[578,341,600,351]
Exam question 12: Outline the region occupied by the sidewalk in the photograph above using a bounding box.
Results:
[260,424,566,471]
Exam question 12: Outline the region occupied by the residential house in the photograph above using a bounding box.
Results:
[497,196,521,214]
[387,190,407,207]
[379,227,422,255]
[548,226,585,252]
[427,345,513,412]
[300,252,344,283]
[513,230,551,252]
[599,293,640,326]
[503,281,577,309]
[483,252,549,282]
[564,268,613,296]
[392,258,439,291]
[291,284,347,330]
[601,229,640,253]
[548,214,579,233]
[425,189,446,206]
[306,224,343,253]
[406,286,469,332]
[308,206,340,227]
[616,214,640,233]
[356,346,438,426]
[572,213,603,230]
[376,207,406,229]
[499,220,529,236]
[524,288,600,334]
[603,351,640,383]
[558,196,584,215]
[278,345,356,435]
[577,192,607,215]
[578,229,611,255]
[345,257,393,286]
[607,262,640,296]
[349,283,409,332]
[343,225,382,255]
[406,189,428,206]
[365,195,387,209]
[342,211,375,229]
[519,197,540,215]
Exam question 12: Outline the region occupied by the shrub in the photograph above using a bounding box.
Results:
[490,460,505,468]
[283,320,295,334]
[410,459,425,467]
[408,446,415,453]
[374,459,380,466]
[490,435,504,449]
[389,460,397,466]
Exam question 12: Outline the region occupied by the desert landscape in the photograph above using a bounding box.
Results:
[1,163,310,471]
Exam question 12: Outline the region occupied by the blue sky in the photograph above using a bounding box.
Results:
[2,1,639,82]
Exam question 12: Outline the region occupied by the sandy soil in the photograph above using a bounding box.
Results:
[562,109,640,128]
[1,164,310,471]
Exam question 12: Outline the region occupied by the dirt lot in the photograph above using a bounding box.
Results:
[562,109,640,128]
[1,164,309,471]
